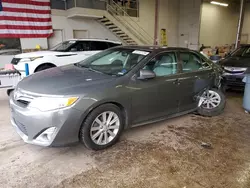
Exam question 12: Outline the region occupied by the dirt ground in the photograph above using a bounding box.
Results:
[1,89,250,188]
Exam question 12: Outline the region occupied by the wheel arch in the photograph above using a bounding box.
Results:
[78,101,129,136]
[34,62,56,72]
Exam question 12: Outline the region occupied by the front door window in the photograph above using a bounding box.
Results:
[143,52,178,77]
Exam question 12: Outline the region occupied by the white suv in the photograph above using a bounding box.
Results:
[11,39,122,77]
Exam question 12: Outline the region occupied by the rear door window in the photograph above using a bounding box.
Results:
[69,41,91,51]
[91,41,109,51]
[180,52,210,72]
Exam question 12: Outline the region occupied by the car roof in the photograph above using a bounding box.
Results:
[68,38,122,44]
[117,45,191,52]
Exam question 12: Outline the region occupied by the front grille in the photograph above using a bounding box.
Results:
[11,58,21,65]
[224,69,244,74]
[14,118,28,135]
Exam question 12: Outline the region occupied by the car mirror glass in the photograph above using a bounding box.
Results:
[137,69,156,80]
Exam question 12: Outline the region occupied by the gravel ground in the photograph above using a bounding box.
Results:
[0,89,250,188]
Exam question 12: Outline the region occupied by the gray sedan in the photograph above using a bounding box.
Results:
[9,46,225,150]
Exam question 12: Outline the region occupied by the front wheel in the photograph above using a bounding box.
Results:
[80,104,124,150]
[35,64,55,72]
[197,89,226,117]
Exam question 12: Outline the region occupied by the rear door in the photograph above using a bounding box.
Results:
[177,51,214,112]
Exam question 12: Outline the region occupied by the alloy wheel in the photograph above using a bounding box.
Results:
[200,90,221,109]
[90,111,120,145]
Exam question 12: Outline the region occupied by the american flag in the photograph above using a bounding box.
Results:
[0,0,53,38]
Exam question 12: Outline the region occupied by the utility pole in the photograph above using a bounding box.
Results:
[154,0,159,45]
[235,0,246,49]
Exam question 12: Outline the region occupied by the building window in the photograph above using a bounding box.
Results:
[65,0,106,10]
[76,0,106,10]
[51,0,66,10]
[0,38,21,50]
[66,0,75,9]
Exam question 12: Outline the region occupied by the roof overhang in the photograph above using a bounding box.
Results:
[67,13,103,19]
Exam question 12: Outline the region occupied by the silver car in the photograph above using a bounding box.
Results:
[9,46,225,150]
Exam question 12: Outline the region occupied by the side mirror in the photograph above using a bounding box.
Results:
[137,69,156,80]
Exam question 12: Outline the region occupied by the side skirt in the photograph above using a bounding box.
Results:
[130,108,197,128]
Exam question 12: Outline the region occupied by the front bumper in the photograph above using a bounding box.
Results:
[9,93,84,147]
[222,73,245,88]
[13,61,34,78]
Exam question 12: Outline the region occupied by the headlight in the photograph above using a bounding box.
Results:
[20,56,43,62]
[30,56,43,61]
[28,97,78,112]
[224,66,247,72]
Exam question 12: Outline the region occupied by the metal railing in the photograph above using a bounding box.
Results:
[106,1,153,45]
[108,0,139,17]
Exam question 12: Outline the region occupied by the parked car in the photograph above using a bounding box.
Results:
[9,46,225,150]
[11,39,122,77]
[0,49,21,69]
[220,44,250,90]
[210,55,222,64]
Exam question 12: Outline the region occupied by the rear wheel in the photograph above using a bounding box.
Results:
[80,104,124,150]
[197,89,226,117]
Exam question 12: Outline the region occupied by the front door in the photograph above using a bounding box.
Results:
[177,51,214,112]
[128,52,181,124]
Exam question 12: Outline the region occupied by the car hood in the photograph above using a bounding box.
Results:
[14,51,75,58]
[220,56,250,68]
[17,65,116,96]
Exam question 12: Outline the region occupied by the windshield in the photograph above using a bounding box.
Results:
[77,48,150,76]
[50,41,76,52]
[231,47,246,57]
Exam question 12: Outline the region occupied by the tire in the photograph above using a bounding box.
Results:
[197,88,226,117]
[7,89,14,96]
[80,104,124,150]
[35,64,55,72]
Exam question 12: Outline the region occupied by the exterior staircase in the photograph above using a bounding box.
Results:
[97,1,153,45]
[98,16,137,45]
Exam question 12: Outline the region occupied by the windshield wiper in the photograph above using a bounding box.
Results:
[75,64,117,76]
[74,63,89,68]
[88,67,105,75]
